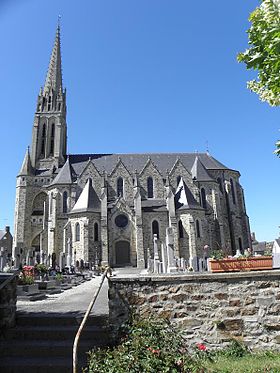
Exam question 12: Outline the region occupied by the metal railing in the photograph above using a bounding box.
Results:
[72,268,110,373]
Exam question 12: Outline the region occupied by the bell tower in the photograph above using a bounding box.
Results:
[30,23,67,170]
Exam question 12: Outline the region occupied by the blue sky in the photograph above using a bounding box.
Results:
[0,0,279,241]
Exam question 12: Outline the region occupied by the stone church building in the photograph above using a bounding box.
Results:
[13,26,251,269]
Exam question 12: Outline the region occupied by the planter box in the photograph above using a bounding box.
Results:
[209,256,273,273]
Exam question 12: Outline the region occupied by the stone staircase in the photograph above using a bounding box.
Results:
[0,312,113,373]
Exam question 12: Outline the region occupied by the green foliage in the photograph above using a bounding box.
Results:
[18,275,34,285]
[84,316,196,373]
[210,249,224,260]
[238,0,280,155]
[35,263,48,274]
[238,0,280,106]
[219,340,249,358]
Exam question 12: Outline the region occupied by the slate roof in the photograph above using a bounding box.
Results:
[191,156,214,182]
[18,148,34,176]
[174,178,202,211]
[71,179,100,213]
[35,152,237,180]
[66,153,231,177]
[51,158,76,185]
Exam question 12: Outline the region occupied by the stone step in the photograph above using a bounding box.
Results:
[0,339,104,358]
[16,313,109,327]
[0,356,81,373]
[2,325,111,341]
[17,293,47,301]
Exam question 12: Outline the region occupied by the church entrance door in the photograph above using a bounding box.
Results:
[115,241,130,266]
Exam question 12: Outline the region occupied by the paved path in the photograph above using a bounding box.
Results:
[16,267,143,317]
[17,276,109,317]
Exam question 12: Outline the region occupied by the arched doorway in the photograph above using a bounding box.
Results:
[115,241,130,266]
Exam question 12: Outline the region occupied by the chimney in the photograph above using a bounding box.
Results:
[5,226,10,233]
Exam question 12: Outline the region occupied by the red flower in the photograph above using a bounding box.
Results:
[147,347,160,355]
[196,343,207,351]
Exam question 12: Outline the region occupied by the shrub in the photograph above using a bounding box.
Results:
[84,316,197,373]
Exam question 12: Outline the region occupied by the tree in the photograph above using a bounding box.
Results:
[237,0,280,156]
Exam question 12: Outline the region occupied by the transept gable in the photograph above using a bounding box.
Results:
[139,157,162,178]
[169,158,193,188]
[78,159,102,187]
[109,157,132,179]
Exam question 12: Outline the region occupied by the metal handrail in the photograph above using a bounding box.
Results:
[72,268,110,373]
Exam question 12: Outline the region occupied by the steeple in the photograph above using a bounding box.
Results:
[43,23,63,96]
[30,21,67,170]
[18,147,34,176]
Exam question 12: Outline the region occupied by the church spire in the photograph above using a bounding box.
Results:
[43,22,63,95]
[30,22,67,169]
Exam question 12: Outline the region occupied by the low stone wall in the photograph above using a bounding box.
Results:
[0,273,17,329]
[109,270,280,350]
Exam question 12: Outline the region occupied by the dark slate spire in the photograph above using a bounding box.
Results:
[71,179,101,213]
[18,147,34,176]
[174,178,202,211]
[51,157,75,185]
[191,156,214,182]
[43,23,63,95]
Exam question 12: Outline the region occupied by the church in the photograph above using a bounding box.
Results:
[13,25,251,269]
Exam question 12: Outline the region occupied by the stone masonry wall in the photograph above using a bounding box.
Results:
[0,274,17,329]
[109,270,280,351]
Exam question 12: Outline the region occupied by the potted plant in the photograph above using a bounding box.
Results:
[209,250,273,273]
[35,263,48,281]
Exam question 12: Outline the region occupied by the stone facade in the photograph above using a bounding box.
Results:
[13,25,251,269]
[109,271,280,351]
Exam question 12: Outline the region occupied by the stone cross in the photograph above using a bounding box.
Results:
[161,243,167,273]
[166,227,177,273]
[59,252,66,270]
[153,235,160,274]
[66,238,72,268]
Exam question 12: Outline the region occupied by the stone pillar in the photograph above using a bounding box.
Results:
[166,188,180,257]
[0,247,7,271]
[134,183,145,269]
[188,217,197,268]
[59,252,65,270]
[101,179,108,266]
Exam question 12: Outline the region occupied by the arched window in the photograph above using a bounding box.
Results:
[177,176,181,186]
[238,237,243,251]
[196,220,201,238]
[117,177,124,197]
[217,177,223,193]
[147,177,154,198]
[75,223,80,242]
[230,178,236,205]
[152,220,159,238]
[178,219,184,238]
[94,222,99,242]
[47,95,52,111]
[62,191,68,213]
[41,124,46,156]
[50,123,55,156]
[200,188,207,209]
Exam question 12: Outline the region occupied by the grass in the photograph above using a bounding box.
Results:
[198,351,280,372]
